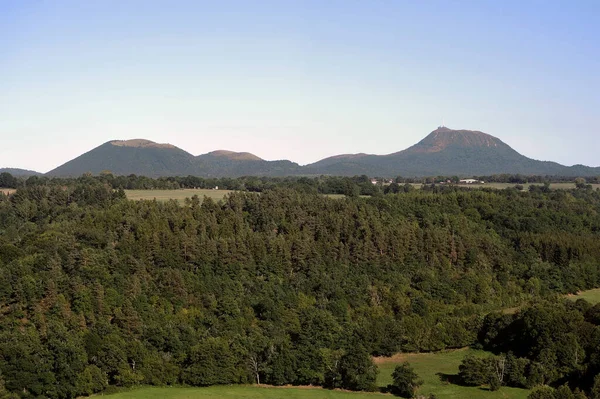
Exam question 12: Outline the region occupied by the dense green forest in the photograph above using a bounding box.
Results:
[1,177,600,398]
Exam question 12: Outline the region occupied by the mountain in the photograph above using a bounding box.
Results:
[47,139,200,177]
[196,151,303,177]
[44,128,600,178]
[305,127,600,177]
[203,150,264,161]
[0,168,42,177]
[46,140,303,178]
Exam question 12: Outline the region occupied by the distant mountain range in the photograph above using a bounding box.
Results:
[9,128,600,178]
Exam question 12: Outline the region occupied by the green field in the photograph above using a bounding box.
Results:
[376,349,528,399]
[99,349,529,399]
[125,189,234,202]
[97,386,383,399]
[567,288,600,304]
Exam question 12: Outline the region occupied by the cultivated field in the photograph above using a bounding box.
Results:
[125,189,234,202]
[100,349,529,399]
[567,288,600,305]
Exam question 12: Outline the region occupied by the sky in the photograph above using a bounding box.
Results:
[1,0,599,172]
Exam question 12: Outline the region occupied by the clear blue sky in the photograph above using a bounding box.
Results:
[1,0,598,172]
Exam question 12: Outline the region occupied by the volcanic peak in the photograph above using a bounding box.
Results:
[109,139,177,149]
[408,127,506,153]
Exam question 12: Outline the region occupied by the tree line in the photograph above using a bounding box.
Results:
[2,171,599,193]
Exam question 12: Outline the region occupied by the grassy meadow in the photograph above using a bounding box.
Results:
[97,386,384,399]
[376,349,529,399]
[98,349,530,399]
[0,188,16,195]
[125,189,234,203]
[567,288,600,305]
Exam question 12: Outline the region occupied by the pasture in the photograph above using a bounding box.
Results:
[375,348,529,399]
[96,386,384,399]
[0,188,15,195]
[567,288,600,305]
[125,189,233,203]
[100,349,529,399]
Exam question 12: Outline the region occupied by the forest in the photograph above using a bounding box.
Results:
[1,174,600,398]
[2,171,599,193]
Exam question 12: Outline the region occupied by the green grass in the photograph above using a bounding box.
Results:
[125,189,234,203]
[96,386,384,399]
[375,348,529,399]
[98,349,530,399]
[567,288,600,305]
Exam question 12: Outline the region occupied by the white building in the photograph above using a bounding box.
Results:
[459,179,484,184]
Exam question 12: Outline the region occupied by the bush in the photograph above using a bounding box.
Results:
[388,362,422,398]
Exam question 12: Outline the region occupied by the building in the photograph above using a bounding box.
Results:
[459,179,484,184]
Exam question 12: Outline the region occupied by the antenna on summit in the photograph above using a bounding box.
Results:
[439,117,445,129]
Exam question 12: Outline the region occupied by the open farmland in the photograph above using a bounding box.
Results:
[96,386,385,399]
[375,348,529,399]
[125,189,234,202]
[100,349,529,399]
[567,288,600,305]
[0,188,16,195]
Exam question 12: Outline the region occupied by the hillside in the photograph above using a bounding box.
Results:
[196,150,303,177]
[46,139,200,177]
[0,168,42,177]
[43,128,600,177]
[305,127,600,176]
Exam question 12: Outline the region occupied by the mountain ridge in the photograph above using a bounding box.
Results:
[38,128,600,177]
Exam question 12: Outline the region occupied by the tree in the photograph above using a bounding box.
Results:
[388,362,423,398]
[528,386,557,399]
[459,355,491,386]
[338,346,378,391]
[555,384,575,399]
[591,374,600,399]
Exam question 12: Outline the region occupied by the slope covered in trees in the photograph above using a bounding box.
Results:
[0,183,600,397]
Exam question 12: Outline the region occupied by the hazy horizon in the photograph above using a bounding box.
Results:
[2,1,599,173]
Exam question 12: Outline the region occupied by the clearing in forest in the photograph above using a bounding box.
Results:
[125,189,233,203]
[567,288,600,305]
[0,188,15,195]
[99,349,530,399]
[375,348,529,399]
[96,385,385,398]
